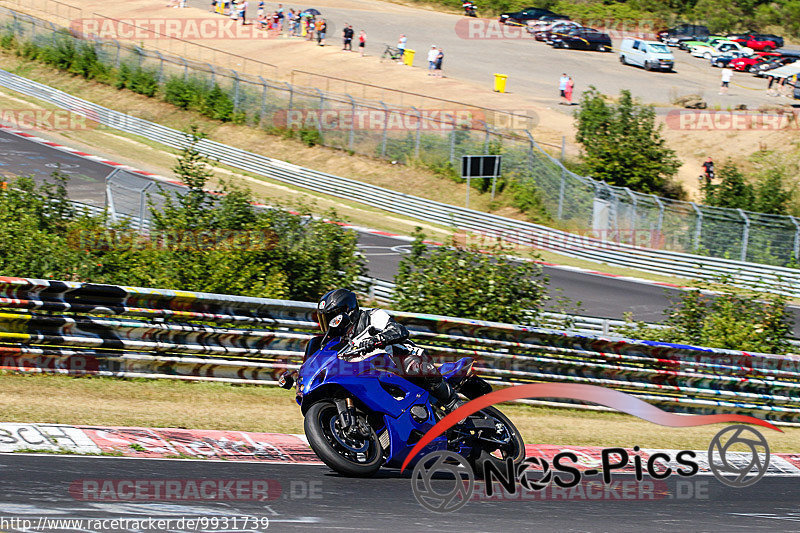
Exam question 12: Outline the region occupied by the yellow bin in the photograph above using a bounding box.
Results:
[494,73,508,93]
[403,49,415,66]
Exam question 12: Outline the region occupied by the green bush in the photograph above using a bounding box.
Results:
[164,76,208,110]
[202,84,234,121]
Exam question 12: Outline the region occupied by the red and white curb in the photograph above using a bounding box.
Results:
[2,423,800,476]
[0,123,690,291]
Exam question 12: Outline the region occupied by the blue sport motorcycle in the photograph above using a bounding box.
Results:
[284,336,525,477]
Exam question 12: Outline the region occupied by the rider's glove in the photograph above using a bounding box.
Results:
[278,370,295,390]
[356,337,379,353]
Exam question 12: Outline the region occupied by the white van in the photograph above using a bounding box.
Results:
[619,38,675,71]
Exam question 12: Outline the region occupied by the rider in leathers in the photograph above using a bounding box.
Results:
[290,288,462,411]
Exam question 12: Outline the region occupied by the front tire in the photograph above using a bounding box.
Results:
[468,406,526,477]
[305,401,383,477]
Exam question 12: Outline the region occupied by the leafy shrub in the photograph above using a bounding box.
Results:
[202,84,234,121]
[164,76,208,110]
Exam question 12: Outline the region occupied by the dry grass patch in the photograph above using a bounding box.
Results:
[2,373,798,452]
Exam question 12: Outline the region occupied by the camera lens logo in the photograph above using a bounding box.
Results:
[708,425,770,488]
[411,451,474,512]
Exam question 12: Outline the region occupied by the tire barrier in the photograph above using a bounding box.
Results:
[1,276,799,424]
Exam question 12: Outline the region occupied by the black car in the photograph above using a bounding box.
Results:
[550,27,612,51]
[753,33,785,49]
[658,24,710,46]
[499,7,557,25]
[755,56,797,77]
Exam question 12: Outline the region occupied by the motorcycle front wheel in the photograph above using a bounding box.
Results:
[305,401,383,477]
[469,406,526,476]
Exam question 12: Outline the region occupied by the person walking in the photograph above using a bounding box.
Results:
[702,157,715,186]
[317,18,327,46]
[720,67,732,95]
[565,76,574,104]
[239,0,247,25]
[358,29,366,56]
[434,47,444,77]
[343,24,354,51]
[427,45,438,75]
[558,73,569,104]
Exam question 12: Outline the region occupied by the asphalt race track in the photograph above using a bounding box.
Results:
[1,453,799,532]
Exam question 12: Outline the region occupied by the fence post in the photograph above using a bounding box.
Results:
[207,63,216,89]
[313,87,325,139]
[180,56,188,81]
[139,182,154,232]
[233,71,241,111]
[560,135,565,162]
[557,168,566,220]
[449,113,457,165]
[738,208,750,262]
[113,39,120,68]
[379,101,389,158]
[410,105,422,159]
[347,93,357,151]
[791,216,800,262]
[153,50,164,84]
[651,194,664,245]
[285,82,294,112]
[625,188,637,239]
[105,170,119,224]
[691,202,702,252]
[259,76,268,123]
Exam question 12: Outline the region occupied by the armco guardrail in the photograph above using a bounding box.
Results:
[2,69,800,296]
[1,277,800,424]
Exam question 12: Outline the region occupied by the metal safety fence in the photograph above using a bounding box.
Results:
[1,277,799,424]
[3,68,800,297]
[2,7,800,268]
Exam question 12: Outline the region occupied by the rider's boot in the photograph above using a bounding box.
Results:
[429,379,466,413]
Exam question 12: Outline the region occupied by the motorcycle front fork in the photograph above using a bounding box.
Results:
[334,398,371,438]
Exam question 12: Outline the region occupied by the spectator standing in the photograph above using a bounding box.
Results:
[343,24,354,51]
[276,3,284,31]
[720,67,732,95]
[358,29,366,56]
[317,18,327,46]
[565,76,574,104]
[229,0,238,21]
[558,73,569,104]
[434,47,444,77]
[239,0,247,25]
[427,45,438,75]
[398,34,407,62]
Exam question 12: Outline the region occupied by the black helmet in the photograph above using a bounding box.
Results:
[317,289,359,334]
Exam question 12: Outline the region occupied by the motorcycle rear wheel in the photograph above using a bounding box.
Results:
[305,401,383,477]
[468,406,526,477]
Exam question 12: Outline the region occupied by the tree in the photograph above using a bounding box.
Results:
[693,0,745,32]
[616,276,793,354]
[702,159,754,210]
[393,228,548,323]
[575,88,683,198]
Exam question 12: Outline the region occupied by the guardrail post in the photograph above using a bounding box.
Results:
[738,208,750,262]
[791,216,800,262]
[379,101,389,158]
[691,202,702,251]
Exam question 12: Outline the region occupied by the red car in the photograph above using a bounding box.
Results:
[729,34,781,51]
[730,51,780,71]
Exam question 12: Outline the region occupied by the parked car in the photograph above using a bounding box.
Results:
[728,33,784,51]
[619,38,675,71]
[691,41,753,59]
[499,7,558,25]
[538,21,583,42]
[658,24,710,46]
[710,51,749,68]
[551,27,612,51]
[727,52,781,71]
[681,35,727,51]
[754,56,798,77]
[528,19,580,41]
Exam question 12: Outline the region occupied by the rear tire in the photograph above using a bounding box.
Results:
[620,55,627,65]
[644,61,653,71]
[305,401,382,477]
[467,406,525,477]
